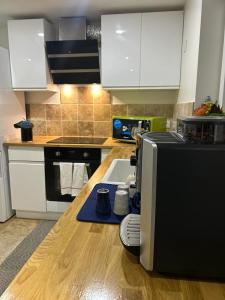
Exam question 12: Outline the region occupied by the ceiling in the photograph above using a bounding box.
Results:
[0,0,185,23]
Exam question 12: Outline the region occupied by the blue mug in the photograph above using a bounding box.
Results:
[96,188,111,215]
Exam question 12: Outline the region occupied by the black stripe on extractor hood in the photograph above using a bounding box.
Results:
[46,40,98,54]
[51,72,100,84]
[48,56,99,70]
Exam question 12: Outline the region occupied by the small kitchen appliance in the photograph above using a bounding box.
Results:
[112,116,166,142]
[121,130,225,279]
[14,120,33,142]
[177,116,225,144]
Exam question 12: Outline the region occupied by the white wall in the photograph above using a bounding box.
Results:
[178,0,202,103]
[195,0,225,105]
[0,21,9,48]
[25,91,60,104]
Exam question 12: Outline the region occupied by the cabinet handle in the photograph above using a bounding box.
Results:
[52,162,90,167]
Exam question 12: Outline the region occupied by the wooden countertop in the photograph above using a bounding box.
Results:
[4,136,133,149]
[1,147,138,300]
[1,147,225,300]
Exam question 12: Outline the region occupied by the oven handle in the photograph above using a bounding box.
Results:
[52,162,90,167]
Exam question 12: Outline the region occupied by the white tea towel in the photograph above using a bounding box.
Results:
[60,162,73,195]
[72,163,88,196]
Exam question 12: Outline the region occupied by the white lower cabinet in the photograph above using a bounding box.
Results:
[8,147,46,212]
[9,161,46,212]
[8,146,111,215]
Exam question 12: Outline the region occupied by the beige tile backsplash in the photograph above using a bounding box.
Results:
[46,104,61,120]
[173,102,194,119]
[26,86,177,137]
[78,105,93,121]
[172,102,194,130]
[46,120,62,136]
[61,104,77,121]
[94,104,111,121]
[62,121,78,136]
[78,121,94,136]
[28,104,46,120]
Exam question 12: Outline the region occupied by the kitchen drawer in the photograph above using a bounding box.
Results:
[8,147,44,162]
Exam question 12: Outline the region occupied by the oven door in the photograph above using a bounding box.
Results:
[45,157,100,213]
[44,147,101,205]
[45,159,99,203]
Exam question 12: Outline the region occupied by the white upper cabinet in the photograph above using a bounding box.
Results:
[140,11,183,87]
[101,14,142,87]
[8,19,55,90]
[101,11,183,88]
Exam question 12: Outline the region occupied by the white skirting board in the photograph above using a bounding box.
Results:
[46,201,71,213]
[16,210,62,220]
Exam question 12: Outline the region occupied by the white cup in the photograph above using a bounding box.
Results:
[113,190,129,216]
[117,184,130,198]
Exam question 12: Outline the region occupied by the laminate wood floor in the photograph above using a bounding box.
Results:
[0,217,40,264]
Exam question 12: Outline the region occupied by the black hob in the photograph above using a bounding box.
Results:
[46,136,107,145]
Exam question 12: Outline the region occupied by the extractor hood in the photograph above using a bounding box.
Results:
[46,17,100,84]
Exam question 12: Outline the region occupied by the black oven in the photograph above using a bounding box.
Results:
[44,147,101,203]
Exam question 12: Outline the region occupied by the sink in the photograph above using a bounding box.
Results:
[101,159,135,185]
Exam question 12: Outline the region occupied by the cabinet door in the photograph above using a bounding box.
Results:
[101,13,141,87]
[9,162,46,212]
[8,19,48,89]
[140,11,183,87]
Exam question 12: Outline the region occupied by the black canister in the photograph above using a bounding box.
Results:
[96,188,111,215]
[21,127,33,142]
[14,120,33,142]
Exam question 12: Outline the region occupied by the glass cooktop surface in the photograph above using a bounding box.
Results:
[47,137,107,145]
